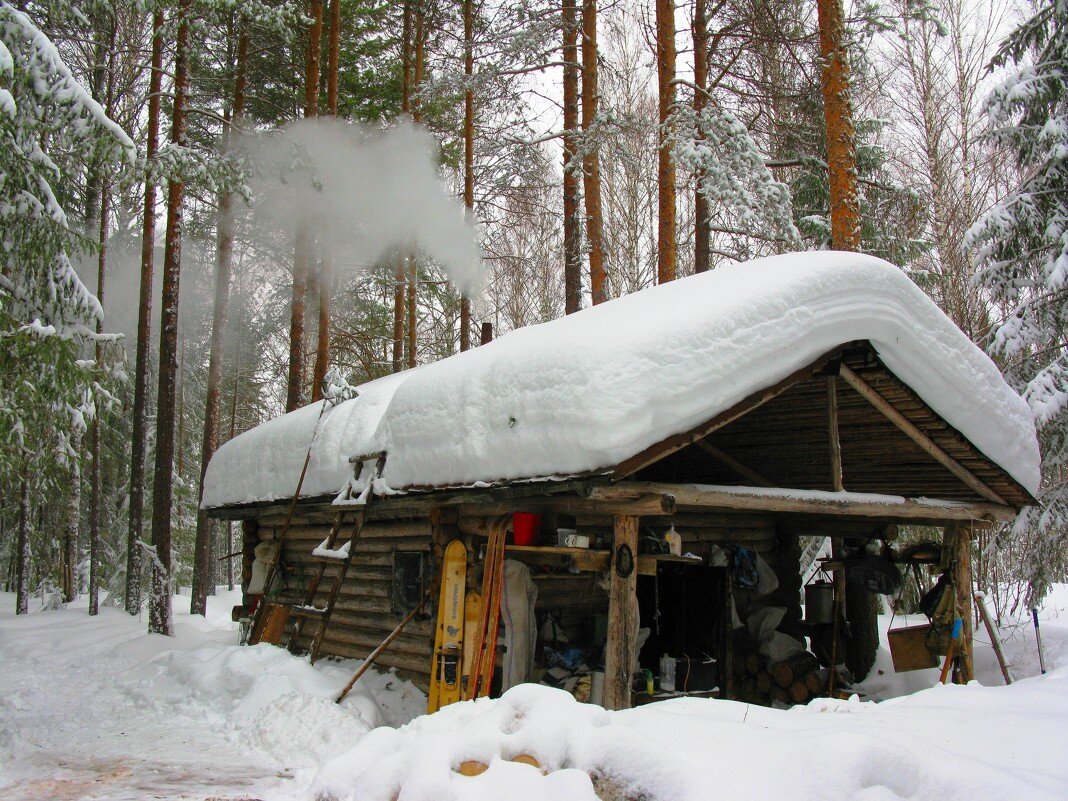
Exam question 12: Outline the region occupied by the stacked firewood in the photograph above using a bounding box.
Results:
[733,647,823,706]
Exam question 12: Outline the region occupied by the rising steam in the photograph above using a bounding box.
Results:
[239,119,483,295]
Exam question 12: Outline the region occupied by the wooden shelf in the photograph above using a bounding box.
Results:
[504,545,703,575]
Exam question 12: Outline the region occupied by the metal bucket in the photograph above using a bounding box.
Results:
[805,581,835,625]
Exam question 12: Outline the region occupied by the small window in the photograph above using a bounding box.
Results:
[391,549,430,617]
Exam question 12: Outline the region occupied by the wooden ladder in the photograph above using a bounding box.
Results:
[286,451,386,663]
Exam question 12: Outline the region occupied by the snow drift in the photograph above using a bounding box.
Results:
[202,251,1040,509]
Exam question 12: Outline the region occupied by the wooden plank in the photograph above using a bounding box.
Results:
[827,376,843,492]
[604,515,639,710]
[506,544,610,573]
[694,440,775,487]
[588,482,1016,523]
[637,554,703,576]
[838,364,1008,505]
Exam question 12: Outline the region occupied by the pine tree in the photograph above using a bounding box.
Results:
[149,0,193,636]
[0,4,132,614]
[968,0,1068,604]
[654,0,677,282]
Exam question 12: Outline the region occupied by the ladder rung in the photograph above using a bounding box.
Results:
[290,605,328,618]
[310,554,350,565]
[347,450,386,464]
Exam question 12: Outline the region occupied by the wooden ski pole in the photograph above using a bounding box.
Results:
[975,592,1012,685]
[336,593,429,704]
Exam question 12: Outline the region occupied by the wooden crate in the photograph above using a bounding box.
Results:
[888,623,938,672]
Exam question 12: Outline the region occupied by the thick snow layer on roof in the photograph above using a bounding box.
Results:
[202,251,1040,509]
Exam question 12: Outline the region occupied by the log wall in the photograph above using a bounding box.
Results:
[255,514,436,689]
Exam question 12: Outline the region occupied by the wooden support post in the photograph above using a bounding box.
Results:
[949,522,975,683]
[827,376,843,492]
[604,514,639,710]
[240,519,258,607]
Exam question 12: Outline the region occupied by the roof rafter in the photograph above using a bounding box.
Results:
[837,363,1009,506]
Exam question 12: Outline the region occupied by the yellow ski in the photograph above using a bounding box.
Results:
[427,539,467,713]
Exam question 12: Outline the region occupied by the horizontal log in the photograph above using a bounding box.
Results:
[300,637,432,681]
[589,482,1016,522]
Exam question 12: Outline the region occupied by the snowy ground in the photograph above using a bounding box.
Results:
[0,589,424,800]
[1,588,1066,801]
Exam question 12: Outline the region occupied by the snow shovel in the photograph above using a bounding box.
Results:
[938,618,964,685]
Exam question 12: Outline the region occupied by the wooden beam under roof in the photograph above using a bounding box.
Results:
[694,440,776,487]
[587,481,1015,523]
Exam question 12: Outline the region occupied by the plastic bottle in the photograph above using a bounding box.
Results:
[665,526,682,557]
[660,654,676,692]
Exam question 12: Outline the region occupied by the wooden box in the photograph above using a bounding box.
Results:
[888,623,938,672]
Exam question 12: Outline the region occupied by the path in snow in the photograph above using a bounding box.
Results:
[0,592,285,800]
[0,589,424,801]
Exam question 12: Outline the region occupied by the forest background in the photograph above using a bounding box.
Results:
[1,0,1065,635]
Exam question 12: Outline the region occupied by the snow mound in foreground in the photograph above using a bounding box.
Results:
[204,252,1040,508]
[306,676,1068,801]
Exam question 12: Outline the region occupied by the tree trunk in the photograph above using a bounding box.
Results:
[460,0,474,350]
[816,0,860,251]
[692,0,710,274]
[393,256,405,372]
[326,0,340,114]
[88,12,117,618]
[392,3,412,373]
[655,0,677,283]
[127,7,164,616]
[149,0,192,637]
[287,0,324,411]
[192,28,247,616]
[562,0,581,314]
[312,0,341,398]
[304,0,323,117]
[16,475,30,615]
[89,175,110,617]
[62,432,80,603]
[582,1,606,305]
[287,231,310,411]
[406,4,426,368]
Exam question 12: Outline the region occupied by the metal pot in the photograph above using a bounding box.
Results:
[805,581,835,625]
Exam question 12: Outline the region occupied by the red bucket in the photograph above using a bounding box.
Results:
[512,512,541,546]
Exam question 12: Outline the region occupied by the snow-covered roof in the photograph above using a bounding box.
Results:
[202,252,1041,509]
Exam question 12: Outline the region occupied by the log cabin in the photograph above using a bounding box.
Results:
[203,252,1039,710]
